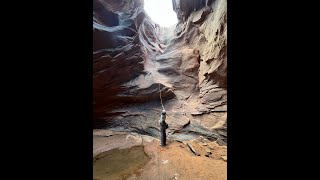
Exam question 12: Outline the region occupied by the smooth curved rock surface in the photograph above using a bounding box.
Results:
[93,0,227,144]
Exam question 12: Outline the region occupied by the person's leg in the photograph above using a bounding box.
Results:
[160,128,164,146]
[160,127,166,146]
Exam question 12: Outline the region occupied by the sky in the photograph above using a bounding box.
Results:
[144,0,178,27]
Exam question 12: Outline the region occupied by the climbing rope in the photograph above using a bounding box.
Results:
[159,83,165,111]
[158,82,187,117]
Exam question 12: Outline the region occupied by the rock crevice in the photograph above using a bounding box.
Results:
[93,0,227,144]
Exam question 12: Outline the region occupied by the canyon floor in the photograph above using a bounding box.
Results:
[93,129,227,180]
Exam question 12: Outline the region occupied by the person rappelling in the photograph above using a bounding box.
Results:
[159,109,169,146]
[159,83,169,146]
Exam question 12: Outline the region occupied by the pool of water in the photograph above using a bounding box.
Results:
[93,146,150,180]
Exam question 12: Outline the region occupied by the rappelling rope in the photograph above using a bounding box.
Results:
[159,83,165,111]
[159,82,187,117]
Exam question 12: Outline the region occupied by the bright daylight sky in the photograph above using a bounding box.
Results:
[144,0,178,27]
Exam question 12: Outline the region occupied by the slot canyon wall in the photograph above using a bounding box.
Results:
[93,0,227,144]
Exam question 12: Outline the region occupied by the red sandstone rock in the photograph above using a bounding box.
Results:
[93,0,227,144]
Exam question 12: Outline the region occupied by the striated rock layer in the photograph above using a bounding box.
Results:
[93,0,227,144]
[93,0,173,118]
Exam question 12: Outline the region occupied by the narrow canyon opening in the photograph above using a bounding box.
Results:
[144,0,178,27]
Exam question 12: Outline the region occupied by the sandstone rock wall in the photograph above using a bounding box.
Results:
[162,0,227,112]
[93,0,227,143]
[93,0,174,121]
